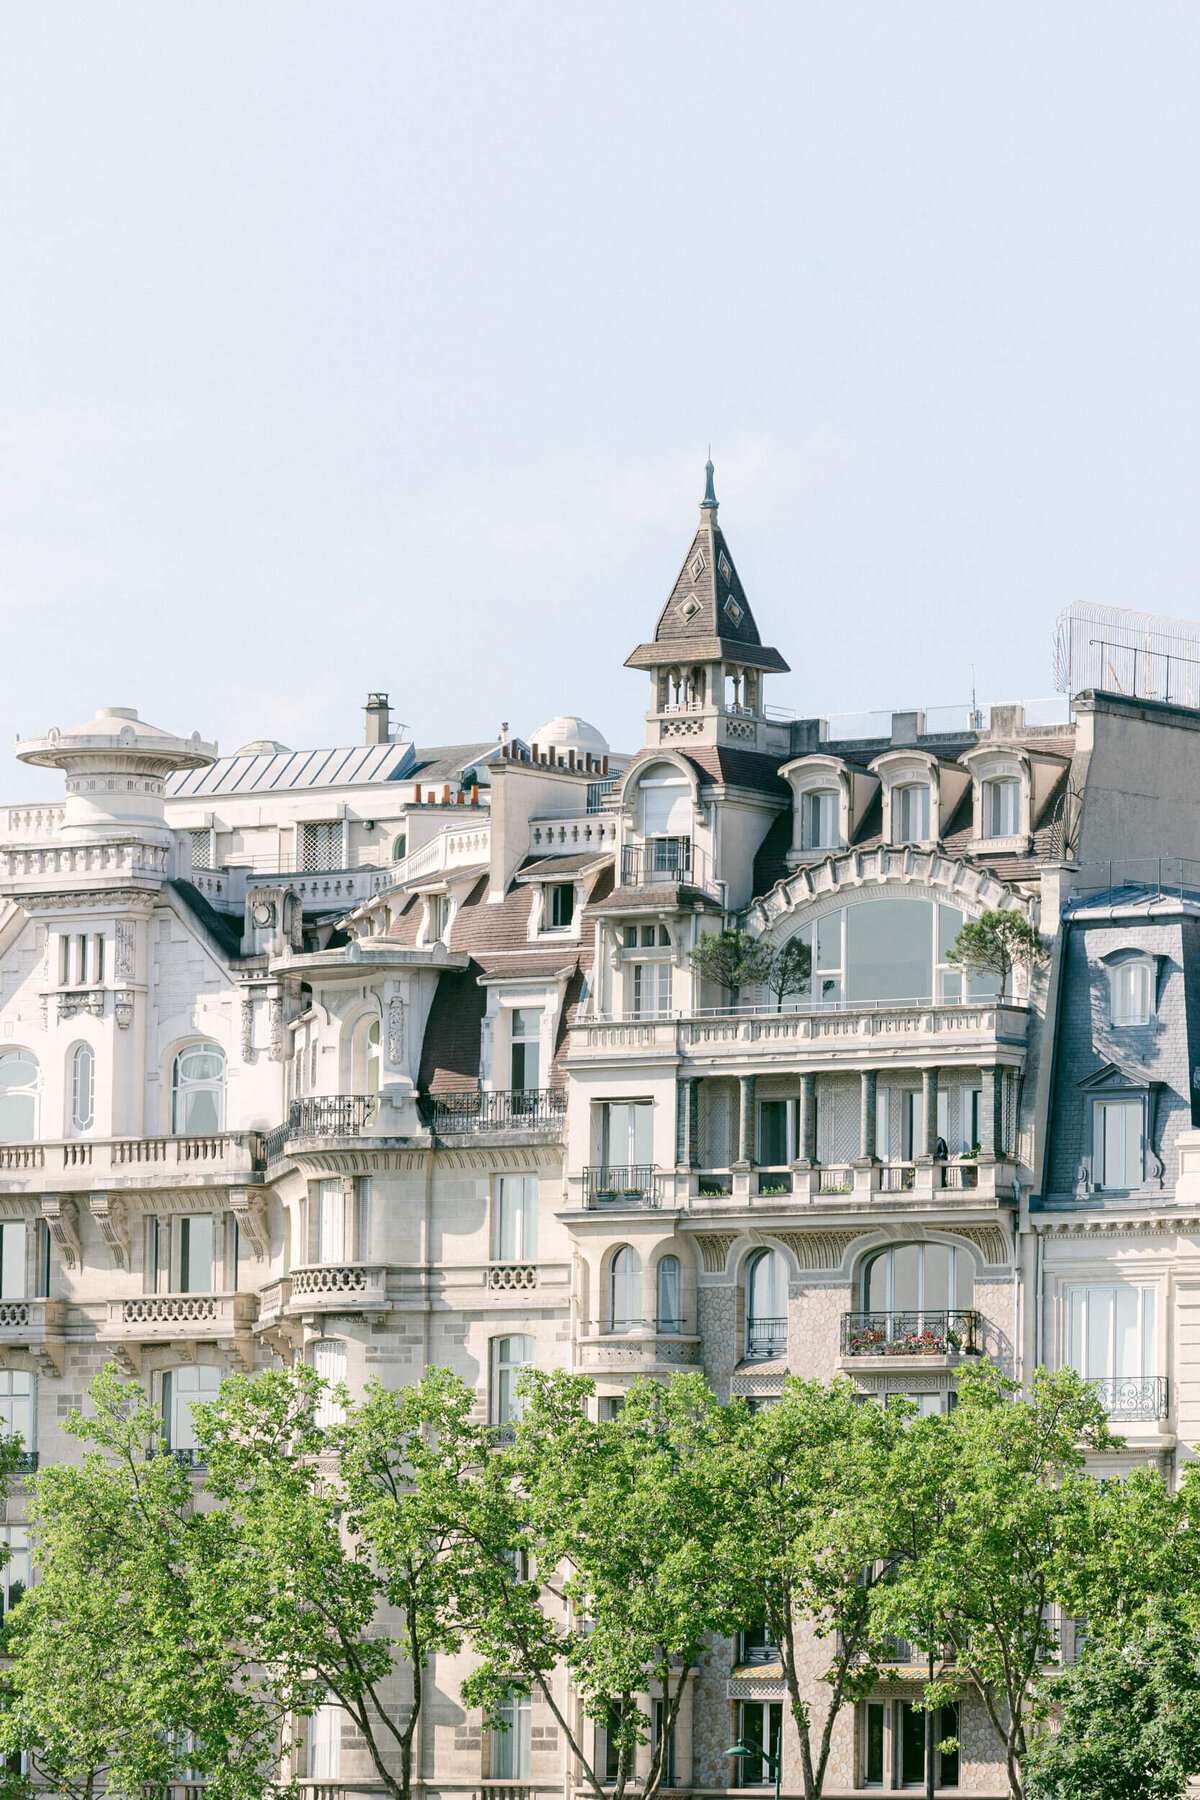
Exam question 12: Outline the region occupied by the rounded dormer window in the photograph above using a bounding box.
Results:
[894,784,930,844]
[982,776,1020,839]
[803,790,839,851]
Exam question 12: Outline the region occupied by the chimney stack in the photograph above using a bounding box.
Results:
[364,693,391,746]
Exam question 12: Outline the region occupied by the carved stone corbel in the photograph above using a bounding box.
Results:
[89,1191,130,1270]
[110,1342,141,1377]
[228,1187,269,1262]
[40,1195,82,1271]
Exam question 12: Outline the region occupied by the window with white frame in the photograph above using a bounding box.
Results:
[630,961,672,1017]
[492,1335,534,1425]
[803,788,840,850]
[599,1100,653,1173]
[0,1053,38,1143]
[608,1246,641,1333]
[492,1689,531,1778]
[861,1242,972,1312]
[0,1372,32,1454]
[1111,960,1154,1027]
[171,1044,225,1135]
[736,1701,782,1788]
[639,770,692,839]
[1068,1284,1157,1384]
[509,1008,542,1091]
[299,820,345,872]
[495,1175,538,1261]
[307,1704,341,1779]
[0,1224,26,1301]
[162,1364,220,1455]
[313,1339,347,1428]
[0,1527,29,1619]
[546,882,575,930]
[983,776,1020,838]
[1095,1098,1143,1189]
[178,1215,214,1293]
[317,1179,346,1264]
[893,783,930,844]
[69,1042,94,1136]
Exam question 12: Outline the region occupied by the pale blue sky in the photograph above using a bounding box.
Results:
[4,4,1200,798]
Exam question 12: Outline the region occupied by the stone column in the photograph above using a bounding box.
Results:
[795,1072,817,1166]
[687,1077,700,1169]
[676,1078,701,1168]
[980,1065,1006,1162]
[920,1068,939,1159]
[735,1074,757,1168]
[857,1069,878,1163]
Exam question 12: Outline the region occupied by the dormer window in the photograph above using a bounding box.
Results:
[546,883,575,930]
[1110,958,1154,1027]
[983,777,1020,839]
[803,790,839,851]
[894,784,930,844]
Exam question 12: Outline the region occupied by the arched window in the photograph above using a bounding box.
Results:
[802,790,840,851]
[0,1053,38,1143]
[982,777,1020,838]
[861,1243,972,1315]
[69,1043,94,1136]
[391,834,407,863]
[893,784,930,844]
[746,1249,785,1359]
[1111,960,1153,1027]
[609,1246,642,1333]
[492,1334,535,1426]
[657,1255,681,1333]
[638,766,692,840]
[171,1044,225,1135]
[351,1014,382,1097]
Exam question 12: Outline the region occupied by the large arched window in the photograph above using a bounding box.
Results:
[609,1246,642,1334]
[69,1043,94,1136]
[746,1249,785,1359]
[861,1242,972,1315]
[492,1334,535,1426]
[656,1254,681,1333]
[171,1044,225,1135]
[0,1053,38,1143]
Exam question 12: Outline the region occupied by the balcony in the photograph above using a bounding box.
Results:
[103,1293,256,1369]
[0,1133,263,1189]
[745,1318,787,1361]
[260,1095,377,1164]
[582,1165,661,1208]
[841,1309,981,1357]
[422,1087,566,1136]
[0,1298,66,1375]
[1092,1376,1169,1422]
[286,1263,389,1315]
[578,1323,700,1371]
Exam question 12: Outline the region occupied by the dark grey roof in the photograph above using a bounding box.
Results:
[409,743,500,786]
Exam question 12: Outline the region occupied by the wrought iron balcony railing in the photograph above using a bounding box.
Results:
[745,1317,787,1361]
[422,1087,567,1134]
[582,1165,661,1207]
[1091,1375,1169,1421]
[260,1095,378,1164]
[620,837,694,887]
[841,1309,982,1357]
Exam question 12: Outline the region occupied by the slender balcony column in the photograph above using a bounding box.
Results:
[980,1065,1006,1163]
[676,1077,700,1169]
[857,1069,878,1163]
[795,1072,817,1166]
[734,1074,756,1168]
[920,1068,939,1159]
[688,1077,701,1169]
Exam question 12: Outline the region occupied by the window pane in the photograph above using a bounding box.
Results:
[938,905,964,961]
[758,1100,788,1166]
[1087,1288,1113,1380]
[892,1244,920,1311]
[865,1252,889,1312]
[865,1702,885,1785]
[0,1224,25,1302]
[922,1244,953,1311]
[657,1256,681,1330]
[816,912,842,972]
[1114,1285,1140,1378]
[845,899,934,1004]
[180,1216,213,1293]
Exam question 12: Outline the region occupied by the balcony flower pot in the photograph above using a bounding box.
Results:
[621,1188,646,1201]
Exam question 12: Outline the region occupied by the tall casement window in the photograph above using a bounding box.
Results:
[299,820,344,872]
[736,1701,782,1788]
[656,1255,682,1332]
[599,1100,654,1174]
[0,1528,29,1618]
[630,961,672,1018]
[803,789,839,851]
[491,1690,531,1779]
[893,783,930,844]
[312,1340,347,1429]
[745,1249,786,1359]
[1068,1284,1157,1386]
[652,1700,677,1788]
[1111,960,1153,1027]
[495,1175,538,1261]
[307,1705,341,1779]
[0,1053,38,1143]
[351,1015,382,1097]
[1094,1098,1143,1189]
[546,883,575,930]
[69,1043,94,1136]
[492,1335,535,1427]
[317,1179,346,1264]
[0,1372,32,1456]
[178,1216,214,1293]
[162,1365,220,1458]
[509,1009,542,1091]
[757,1099,792,1166]
[171,1044,225,1134]
[861,1242,971,1313]
[889,1699,959,1789]
[608,1246,642,1333]
[0,1224,26,1302]
[983,776,1020,838]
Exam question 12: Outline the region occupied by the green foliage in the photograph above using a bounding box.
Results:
[766,933,812,1008]
[1026,1609,1200,1800]
[945,908,1048,999]
[686,928,774,1002]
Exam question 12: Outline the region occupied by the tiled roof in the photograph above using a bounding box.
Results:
[624,497,789,675]
[519,851,614,878]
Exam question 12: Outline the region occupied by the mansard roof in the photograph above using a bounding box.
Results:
[625,461,789,675]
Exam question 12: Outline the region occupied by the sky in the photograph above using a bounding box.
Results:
[3,4,1200,799]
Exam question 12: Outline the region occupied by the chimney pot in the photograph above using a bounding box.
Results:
[364,692,391,746]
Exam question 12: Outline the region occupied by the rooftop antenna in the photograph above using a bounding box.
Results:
[970,665,979,729]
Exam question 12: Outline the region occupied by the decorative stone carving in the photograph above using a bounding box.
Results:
[115,919,135,978]
[269,995,284,1062]
[113,990,134,1030]
[930,1223,1010,1267]
[57,989,104,1020]
[88,1191,129,1270]
[240,993,255,1064]
[387,996,404,1065]
[774,1229,870,1272]
[695,1233,738,1273]
[229,1187,269,1261]
[40,1194,81,1271]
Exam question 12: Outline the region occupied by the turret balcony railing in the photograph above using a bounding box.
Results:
[421,1088,567,1135]
[841,1309,982,1357]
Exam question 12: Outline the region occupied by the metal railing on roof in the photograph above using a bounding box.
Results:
[1068,859,1200,901]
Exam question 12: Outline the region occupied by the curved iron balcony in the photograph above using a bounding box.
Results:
[422,1088,566,1134]
[841,1309,982,1356]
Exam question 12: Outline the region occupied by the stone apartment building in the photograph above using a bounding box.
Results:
[3,464,1200,1794]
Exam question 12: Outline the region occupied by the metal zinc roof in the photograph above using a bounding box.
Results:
[166,741,416,797]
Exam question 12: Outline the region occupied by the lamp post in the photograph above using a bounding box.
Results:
[725,1731,781,1800]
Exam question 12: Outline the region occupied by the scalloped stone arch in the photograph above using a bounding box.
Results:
[744,845,1034,942]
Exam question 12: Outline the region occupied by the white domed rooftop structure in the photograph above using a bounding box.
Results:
[529,715,609,758]
[15,706,217,844]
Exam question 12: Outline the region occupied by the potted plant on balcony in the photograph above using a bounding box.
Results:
[945,907,1048,1001]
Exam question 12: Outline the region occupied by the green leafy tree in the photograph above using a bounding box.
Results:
[880,1365,1118,1800]
[946,908,1048,1000]
[196,1363,483,1800]
[450,1370,738,1800]
[1025,1608,1200,1800]
[0,1364,287,1800]
[706,1376,918,1800]
[765,934,812,1009]
[687,928,775,1007]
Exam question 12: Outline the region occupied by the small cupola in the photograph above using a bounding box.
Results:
[625,458,789,753]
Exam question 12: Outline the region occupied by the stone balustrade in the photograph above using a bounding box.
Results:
[286,1263,389,1314]
[0,1132,263,1189]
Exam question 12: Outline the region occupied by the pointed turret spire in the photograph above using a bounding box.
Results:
[701,450,717,514]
